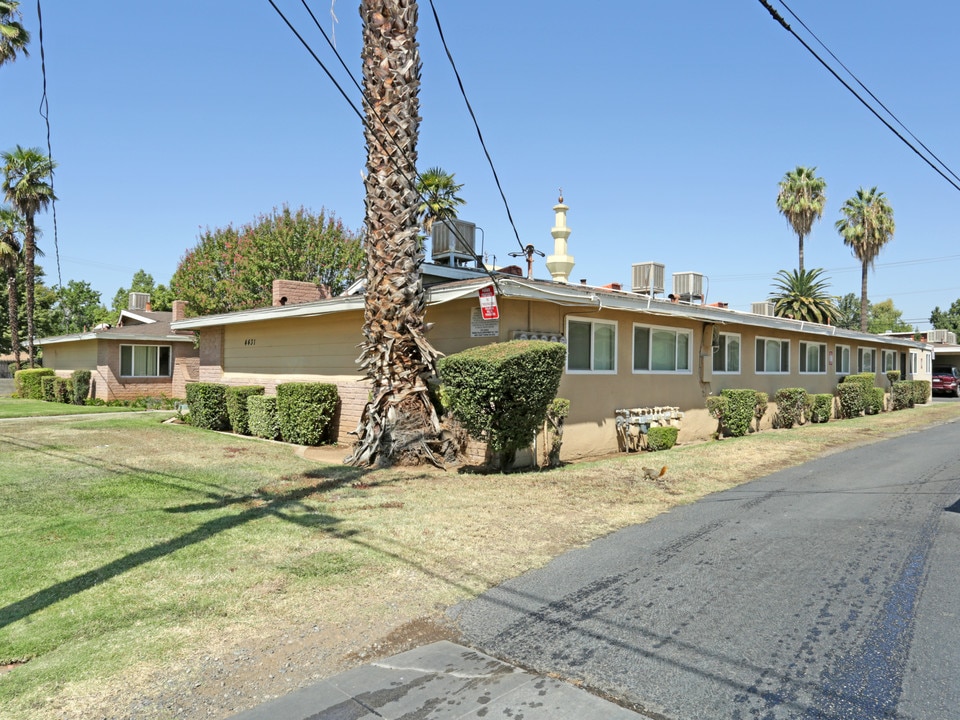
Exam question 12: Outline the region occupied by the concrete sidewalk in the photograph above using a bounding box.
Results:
[228,640,641,719]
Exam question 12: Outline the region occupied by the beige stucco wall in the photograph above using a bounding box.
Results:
[193,296,925,460]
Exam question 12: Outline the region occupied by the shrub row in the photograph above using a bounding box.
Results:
[185,382,338,446]
[707,389,770,438]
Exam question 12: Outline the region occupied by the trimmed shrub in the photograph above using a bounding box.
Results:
[754,391,769,432]
[15,368,54,400]
[912,380,930,405]
[865,386,885,415]
[544,397,570,468]
[52,377,73,404]
[719,389,756,437]
[277,382,338,446]
[248,395,281,440]
[773,388,807,428]
[885,370,901,387]
[891,381,914,411]
[808,393,833,423]
[40,375,56,402]
[226,385,265,435]
[706,395,728,439]
[646,425,678,452]
[836,373,875,419]
[438,340,566,469]
[71,369,92,405]
[185,382,229,430]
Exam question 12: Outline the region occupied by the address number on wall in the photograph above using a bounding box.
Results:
[244,339,256,346]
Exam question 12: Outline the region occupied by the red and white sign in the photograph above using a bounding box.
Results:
[478,285,499,320]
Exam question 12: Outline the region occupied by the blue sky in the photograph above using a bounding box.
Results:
[4,1,959,328]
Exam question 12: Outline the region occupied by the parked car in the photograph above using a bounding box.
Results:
[932,365,960,397]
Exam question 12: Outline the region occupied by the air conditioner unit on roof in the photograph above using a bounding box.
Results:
[672,272,703,300]
[632,262,665,295]
[431,219,476,266]
[752,302,776,317]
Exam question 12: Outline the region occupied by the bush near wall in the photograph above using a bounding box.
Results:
[719,389,756,437]
[808,393,833,423]
[15,368,55,400]
[836,373,875,419]
[71,370,91,405]
[52,377,73,404]
[865,386,885,415]
[186,383,229,431]
[912,380,930,405]
[277,383,338,446]
[773,388,807,428]
[40,375,56,402]
[248,395,281,440]
[754,391,769,432]
[437,340,566,469]
[226,385,265,435]
[647,425,678,451]
[891,381,914,411]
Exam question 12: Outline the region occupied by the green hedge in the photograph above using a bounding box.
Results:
[754,391,769,432]
[865,386,885,415]
[15,368,54,400]
[774,388,807,428]
[808,393,833,423]
[226,385,265,435]
[891,381,914,411]
[186,383,229,430]
[646,425,678,451]
[52,377,73,404]
[277,382,338,446]
[912,379,930,405]
[40,375,56,402]
[248,395,281,440]
[720,389,756,437]
[836,373,875,419]
[71,369,92,405]
[437,340,566,469]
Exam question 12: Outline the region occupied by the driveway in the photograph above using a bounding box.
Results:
[450,420,960,719]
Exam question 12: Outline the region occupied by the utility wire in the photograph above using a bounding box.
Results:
[757,0,960,194]
[426,0,527,254]
[776,0,960,187]
[35,0,62,296]
[267,0,501,288]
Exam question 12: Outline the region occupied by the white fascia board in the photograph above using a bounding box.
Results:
[119,310,156,324]
[35,333,99,345]
[171,296,367,330]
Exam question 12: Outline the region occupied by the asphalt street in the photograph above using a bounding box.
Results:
[450,419,960,719]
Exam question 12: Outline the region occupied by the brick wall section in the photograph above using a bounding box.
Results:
[272,280,331,307]
[198,327,224,383]
[93,340,197,400]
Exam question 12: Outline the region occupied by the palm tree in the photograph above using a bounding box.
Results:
[347,0,444,467]
[0,205,22,366]
[768,268,840,325]
[1,145,56,367]
[776,166,827,273]
[416,166,465,234]
[0,1,30,67]
[835,186,895,332]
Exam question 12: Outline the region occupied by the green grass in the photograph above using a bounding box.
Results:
[0,397,138,419]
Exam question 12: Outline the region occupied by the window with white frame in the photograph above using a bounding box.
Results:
[799,341,827,374]
[713,332,740,374]
[755,337,790,373]
[566,318,617,372]
[911,353,918,375]
[881,349,897,373]
[858,347,876,373]
[120,344,172,377]
[633,324,692,373]
[836,344,851,374]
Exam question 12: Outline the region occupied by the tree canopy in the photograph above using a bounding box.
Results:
[930,298,960,336]
[57,280,110,333]
[768,268,839,325]
[0,1,30,67]
[170,206,364,317]
[866,298,912,334]
[111,269,173,314]
[776,166,826,274]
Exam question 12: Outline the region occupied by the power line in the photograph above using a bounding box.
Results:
[757,0,960,194]
[35,0,61,294]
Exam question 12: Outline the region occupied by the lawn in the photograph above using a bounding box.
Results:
[2,402,960,719]
[0,397,138,419]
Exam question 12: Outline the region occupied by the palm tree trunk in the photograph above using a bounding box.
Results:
[860,260,869,332]
[6,267,19,367]
[797,230,804,274]
[346,0,443,467]
[23,216,34,367]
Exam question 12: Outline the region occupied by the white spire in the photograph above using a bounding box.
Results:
[546,191,575,283]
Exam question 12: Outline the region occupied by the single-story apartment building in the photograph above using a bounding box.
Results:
[171,264,932,461]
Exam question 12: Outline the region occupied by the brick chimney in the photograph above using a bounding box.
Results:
[172,300,188,323]
[272,280,331,307]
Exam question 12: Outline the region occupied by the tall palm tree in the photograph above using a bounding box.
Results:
[0,0,30,67]
[0,205,22,367]
[1,145,56,367]
[347,0,444,467]
[769,268,840,325]
[776,166,827,273]
[416,166,465,234]
[835,186,895,332]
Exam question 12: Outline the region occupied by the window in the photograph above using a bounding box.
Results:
[858,347,876,373]
[633,324,691,373]
[567,318,616,372]
[800,342,827,374]
[911,353,918,375]
[755,337,789,374]
[713,332,740,374]
[120,345,172,377]
[836,345,851,374]
[881,349,897,373]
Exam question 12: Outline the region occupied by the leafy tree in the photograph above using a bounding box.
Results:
[867,298,911,334]
[0,204,21,363]
[0,262,57,353]
[776,166,827,274]
[347,0,441,468]
[930,299,960,335]
[769,268,839,324]
[835,292,861,331]
[1,145,56,366]
[0,1,30,67]
[111,269,173,314]
[835,186,895,332]
[416,166,465,234]
[57,280,110,333]
[170,205,363,316]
